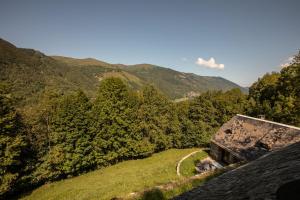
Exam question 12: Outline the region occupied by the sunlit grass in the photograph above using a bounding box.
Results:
[136,169,226,200]
[21,148,200,200]
[179,151,208,177]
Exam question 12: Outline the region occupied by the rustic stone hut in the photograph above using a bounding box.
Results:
[174,142,300,200]
[210,114,300,164]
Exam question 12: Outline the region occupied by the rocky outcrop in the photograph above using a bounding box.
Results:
[173,142,300,200]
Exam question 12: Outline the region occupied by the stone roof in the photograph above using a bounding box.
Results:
[211,114,300,161]
[173,142,300,200]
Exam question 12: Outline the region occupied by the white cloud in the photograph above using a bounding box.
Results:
[196,57,224,69]
[280,57,294,68]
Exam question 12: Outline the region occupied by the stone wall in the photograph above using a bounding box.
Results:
[210,141,242,164]
[209,142,220,161]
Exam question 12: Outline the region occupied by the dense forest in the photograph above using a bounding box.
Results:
[0,51,299,198]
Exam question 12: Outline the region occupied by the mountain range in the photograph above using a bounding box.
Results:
[0,38,247,106]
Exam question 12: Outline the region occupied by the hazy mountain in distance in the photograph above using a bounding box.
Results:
[0,38,247,106]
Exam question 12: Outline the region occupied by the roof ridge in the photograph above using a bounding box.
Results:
[236,114,300,131]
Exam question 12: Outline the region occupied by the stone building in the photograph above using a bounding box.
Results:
[210,114,300,164]
[173,142,300,200]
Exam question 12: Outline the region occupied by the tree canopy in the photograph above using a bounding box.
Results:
[1,50,300,198]
[248,51,300,126]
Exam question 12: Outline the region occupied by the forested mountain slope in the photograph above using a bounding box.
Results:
[123,64,247,98]
[0,38,246,105]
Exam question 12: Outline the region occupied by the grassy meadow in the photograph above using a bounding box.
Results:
[21,148,204,200]
[179,151,208,177]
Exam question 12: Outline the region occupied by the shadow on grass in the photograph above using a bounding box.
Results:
[139,188,167,200]
[203,148,210,155]
[138,169,226,200]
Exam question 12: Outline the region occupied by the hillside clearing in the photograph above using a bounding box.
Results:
[179,151,208,177]
[21,148,204,200]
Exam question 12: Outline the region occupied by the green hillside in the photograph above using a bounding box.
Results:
[0,38,246,106]
[51,55,113,68]
[21,148,203,200]
[124,64,247,98]
[0,38,104,106]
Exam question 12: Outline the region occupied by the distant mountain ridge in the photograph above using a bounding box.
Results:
[0,38,247,106]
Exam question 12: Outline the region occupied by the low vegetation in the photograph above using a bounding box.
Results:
[21,148,200,200]
[136,168,226,200]
[135,161,243,200]
[179,151,208,177]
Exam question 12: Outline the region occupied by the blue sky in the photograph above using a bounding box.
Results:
[1,0,299,86]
